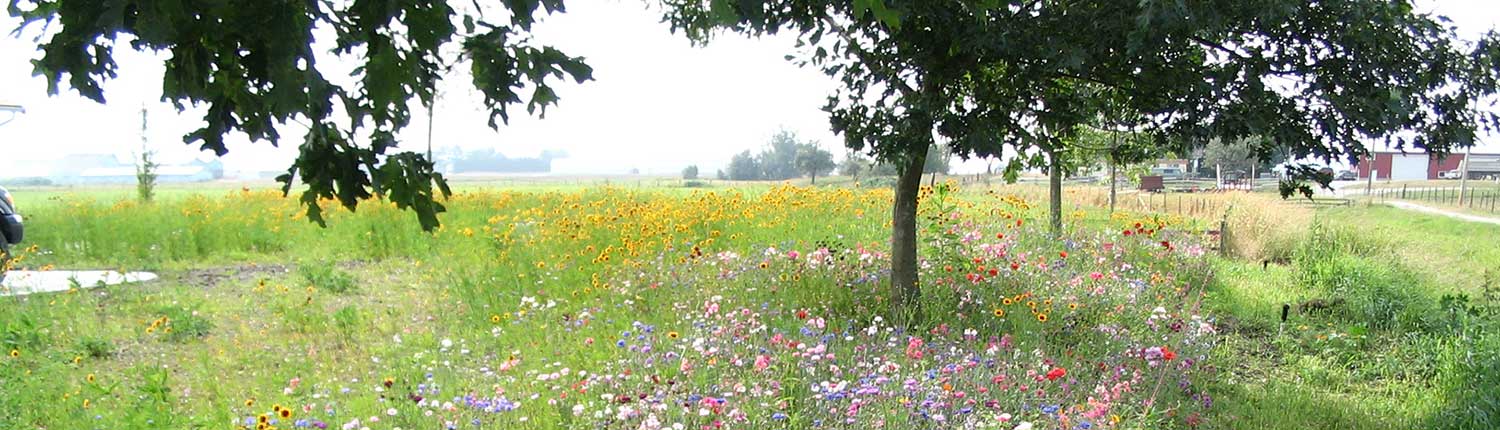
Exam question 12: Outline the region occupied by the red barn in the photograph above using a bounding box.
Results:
[1355,151,1487,180]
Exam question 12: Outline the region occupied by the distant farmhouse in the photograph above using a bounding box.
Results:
[1355,150,1500,180]
[33,154,224,185]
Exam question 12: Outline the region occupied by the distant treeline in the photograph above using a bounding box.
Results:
[441,148,563,173]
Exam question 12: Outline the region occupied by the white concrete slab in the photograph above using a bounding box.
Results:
[0,270,158,296]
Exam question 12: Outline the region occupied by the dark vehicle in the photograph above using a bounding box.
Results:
[1337,170,1357,181]
[0,186,22,282]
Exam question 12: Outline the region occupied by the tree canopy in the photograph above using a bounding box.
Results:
[664,0,1500,321]
[8,0,592,230]
[794,143,836,184]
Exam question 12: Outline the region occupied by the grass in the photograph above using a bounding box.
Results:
[0,181,1495,430]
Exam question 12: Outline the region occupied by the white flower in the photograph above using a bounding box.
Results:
[386,407,398,416]
[440,338,453,349]
[1014,422,1033,430]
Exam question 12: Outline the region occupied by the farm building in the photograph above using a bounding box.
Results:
[1355,151,1500,180]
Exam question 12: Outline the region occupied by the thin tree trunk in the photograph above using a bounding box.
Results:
[891,141,930,324]
[1109,128,1118,214]
[811,172,817,185]
[1109,156,1117,214]
[1048,145,1063,237]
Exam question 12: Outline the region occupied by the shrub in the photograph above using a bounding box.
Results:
[332,305,361,338]
[155,306,213,343]
[76,337,116,359]
[299,263,356,294]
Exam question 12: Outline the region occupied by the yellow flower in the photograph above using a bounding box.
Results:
[8,349,17,358]
[490,314,502,324]
[245,398,255,407]
[992,308,1005,318]
[1036,313,1049,323]
[85,374,95,383]
[667,331,680,339]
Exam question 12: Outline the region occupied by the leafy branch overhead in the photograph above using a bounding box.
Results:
[7,0,593,230]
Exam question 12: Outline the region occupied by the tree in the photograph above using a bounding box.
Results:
[794,143,835,184]
[682,165,700,180]
[839,150,870,178]
[665,0,1499,323]
[757,130,803,180]
[726,150,762,181]
[9,0,593,230]
[1202,137,1257,183]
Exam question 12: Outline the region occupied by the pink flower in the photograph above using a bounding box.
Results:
[786,250,800,259]
[753,355,771,372]
[905,337,925,360]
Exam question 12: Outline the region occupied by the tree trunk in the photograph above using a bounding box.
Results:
[1048,146,1063,237]
[891,142,930,324]
[1109,129,1118,214]
[810,172,816,185]
[1109,156,1117,214]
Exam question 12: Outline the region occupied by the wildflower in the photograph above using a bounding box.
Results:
[490,314,501,324]
[245,398,255,407]
[1059,251,1068,258]
[905,337,925,360]
[1036,314,1049,323]
[85,374,95,383]
[992,308,1005,318]
[281,408,293,419]
[1045,367,1066,381]
[667,331,680,339]
[8,349,17,358]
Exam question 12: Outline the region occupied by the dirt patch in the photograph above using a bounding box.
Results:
[176,263,294,290]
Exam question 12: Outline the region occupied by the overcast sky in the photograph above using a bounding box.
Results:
[2,0,1498,177]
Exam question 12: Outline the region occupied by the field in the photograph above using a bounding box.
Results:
[1,181,1497,430]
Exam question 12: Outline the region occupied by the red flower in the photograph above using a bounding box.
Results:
[988,268,999,277]
[1162,346,1177,361]
[1059,251,1068,258]
[796,309,808,319]
[1010,262,1020,271]
[996,232,1005,239]
[1160,241,1172,249]
[1045,367,1066,381]
[1123,229,1133,236]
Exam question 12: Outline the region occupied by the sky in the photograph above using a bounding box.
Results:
[1,0,1498,178]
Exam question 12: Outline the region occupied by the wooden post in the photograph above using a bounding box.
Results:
[1459,145,1472,205]
[1219,218,1229,257]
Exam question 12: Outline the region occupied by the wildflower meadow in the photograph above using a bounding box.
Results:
[1,182,1496,430]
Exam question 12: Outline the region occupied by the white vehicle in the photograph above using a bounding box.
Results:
[1438,170,1462,179]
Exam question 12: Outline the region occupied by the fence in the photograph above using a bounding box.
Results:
[1366,185,1500,214]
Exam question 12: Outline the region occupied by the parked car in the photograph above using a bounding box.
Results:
[0,186,22,283]
[1438,170,1462,179]
[1336,170,1357,181]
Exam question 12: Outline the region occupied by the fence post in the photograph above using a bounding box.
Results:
[1402,184,1407,199]
[1219,218,1228,258]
